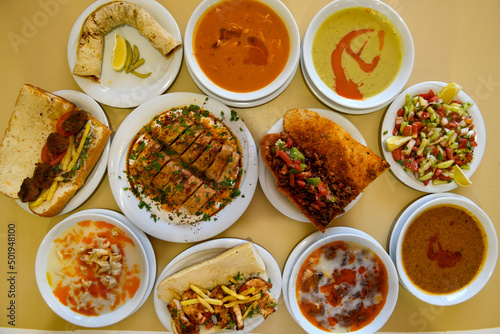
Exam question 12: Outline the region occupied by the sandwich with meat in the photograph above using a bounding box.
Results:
[157,242,277,334]
[260,108,390,232]
[0,84,112,217]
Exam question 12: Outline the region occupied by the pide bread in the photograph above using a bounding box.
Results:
[260,109,390,232]
[157,243,276,333]
[0,84,112,217]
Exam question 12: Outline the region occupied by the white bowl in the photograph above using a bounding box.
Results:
[184,0,300,107]
[301,0,414,113]
[288,228,399,333]
[381,81,486,193]
[35,210,150,327]
[395,196,498,306]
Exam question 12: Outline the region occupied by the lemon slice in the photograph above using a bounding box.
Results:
[453,165,471,187]
[386,136,412,152]
[111,34,128,71]
[439,82,462,104]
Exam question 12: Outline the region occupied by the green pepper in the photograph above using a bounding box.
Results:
[289,147,305,161]
[305,177,322,186]
[289,163,308,174]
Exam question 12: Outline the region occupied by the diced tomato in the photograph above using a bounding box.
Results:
[436,106,446,117]
[418,92,431,100]
[459,138,468,149]
[454,156,466,166]
[289,173,295,187]
[296,171,312,179]
[438,174,452,181]
[56,111,74,137]
[421,111,430,119]
[285,137,293,148]
[466,152,473,162]
[402,125,412,136]
[423,179,430,186]
[41,143,66,166]
[428,95,440,102]
[403,156,419,172]
[392,147,402,162]
[445,148,454,160]
[238,284,248,293]
[297,179,306,187]
[434,169,443,177]
[397,108,404,117]
[277,150,293,166]
[317,182,328,195]
[411,122,423,138]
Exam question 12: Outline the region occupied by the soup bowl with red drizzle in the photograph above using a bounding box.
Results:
[395,196,498,306]
[301,0,414,114]
[288,228,398,334]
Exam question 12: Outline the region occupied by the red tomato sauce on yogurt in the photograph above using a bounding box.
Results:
[296,240,388,331]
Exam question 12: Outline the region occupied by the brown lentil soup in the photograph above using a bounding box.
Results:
[402,204,487,294]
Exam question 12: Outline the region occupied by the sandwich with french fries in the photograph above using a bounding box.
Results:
[157,242,277,333]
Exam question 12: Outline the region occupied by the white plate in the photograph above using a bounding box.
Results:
[35,209,150,327]
[153,238,282,333]
[281,226,379,321]
[71,208,156,313]
[381,81,486,193]
[258,108,365,222]
[108,92,258,242]
[67,0,183,108]
[16,90,110,216]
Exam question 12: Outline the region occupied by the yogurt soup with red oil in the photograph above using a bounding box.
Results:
[47,220,142,316]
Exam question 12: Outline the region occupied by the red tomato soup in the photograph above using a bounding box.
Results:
[296,241,388,332]
[193,0,290,93]
[47,220,142,316]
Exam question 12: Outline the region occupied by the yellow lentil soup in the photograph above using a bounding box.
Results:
[402,204,487,294]
[312,7,403,100]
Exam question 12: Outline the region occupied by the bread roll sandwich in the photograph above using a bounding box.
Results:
[0,84,112,217]
[157,242,277,334]
[260,109,390,232]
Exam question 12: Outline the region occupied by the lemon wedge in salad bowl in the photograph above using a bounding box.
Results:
[453,165,472,187]
[386,136,412,152]
[439,82,462,104]
[111,34,128,71]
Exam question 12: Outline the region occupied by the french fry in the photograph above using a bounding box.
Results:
[197,296,215,313]
[221,285,249,300]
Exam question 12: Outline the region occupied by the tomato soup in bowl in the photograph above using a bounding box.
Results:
[185,0,300,107]
[395,196,498,306]
[288,229,398,334]
[301,0,414,113]
[35,211,149,327]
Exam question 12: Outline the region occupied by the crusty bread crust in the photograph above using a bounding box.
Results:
[29,115,112,217]
[0,84,112,217]
[260,109,390,231]
[157,242,267,305]
[0,84,75,198]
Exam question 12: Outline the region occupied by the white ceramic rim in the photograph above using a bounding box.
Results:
[395,196,498,306]
[380,81,486,193]
[153,238,282,333]
[107,92,258,242]
[184,0,300,103]
[67,0,183,108]
[288,229,399,334]
[258,108,366,222]
[35,210,150,327]
[302,0,414,110]
[15,90,110,216]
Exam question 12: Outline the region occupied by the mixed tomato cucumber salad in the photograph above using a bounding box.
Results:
[386,85,477,186]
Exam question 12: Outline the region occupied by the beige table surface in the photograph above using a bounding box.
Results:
[1,0,499,332]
